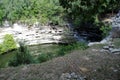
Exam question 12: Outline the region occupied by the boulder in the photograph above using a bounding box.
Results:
[110,49,120,54]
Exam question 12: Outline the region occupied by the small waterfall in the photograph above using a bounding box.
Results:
[73,32,86,42]
[67,23,87,42]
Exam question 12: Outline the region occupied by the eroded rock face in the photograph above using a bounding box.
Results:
[0,22,75,45]
[111,11,120,38]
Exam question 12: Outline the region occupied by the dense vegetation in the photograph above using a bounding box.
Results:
[59,0,120,26]
[0,0,119,35]
[0,0,65,26]
[0,0,119,26]
[59,0,120,39]
[0,34,17,54]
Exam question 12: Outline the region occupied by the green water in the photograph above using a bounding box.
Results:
[0,44,63,68]
[0,51,16,68]
[0,42,87,68]
[29,44,62,55]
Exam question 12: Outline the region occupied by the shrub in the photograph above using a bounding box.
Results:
[37,52,54,63]
[0,34,17,54]
[57,42,88,56]
[3,34,17,50]
[100,24,112,38]
[57,46,66,56]
[37,53,49,63]
[73,42,88,50]
[9,42,34,66]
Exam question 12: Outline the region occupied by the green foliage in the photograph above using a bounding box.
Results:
[100,24,112,38]
[59,0,119,40]
[59,0,120,26]
[57,42,88,56]
[0,34,17,54]
[37,52,53,63]
[0,0,65,26]
[9,42,34,67]
[37,42,88,63]
[3,34,17,51]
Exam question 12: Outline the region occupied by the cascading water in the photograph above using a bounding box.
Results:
[66,23,87,43]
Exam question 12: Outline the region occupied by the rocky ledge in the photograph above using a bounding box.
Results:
[0,22,75,45]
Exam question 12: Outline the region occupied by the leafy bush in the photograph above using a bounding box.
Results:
[37,52,53,63]
[73,42,88,50]
[57,42,88,56]
[3,34,17,51]
[9,42,34,66]
[0,34,17,54]
[37,53,49,63]
[100,24,112,38]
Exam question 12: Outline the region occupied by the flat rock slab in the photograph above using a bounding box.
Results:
[110,48,120,54]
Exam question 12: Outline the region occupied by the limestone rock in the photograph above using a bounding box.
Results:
[0,22,75,45]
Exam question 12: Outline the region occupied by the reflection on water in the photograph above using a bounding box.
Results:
[29,44,63,55]
[0,51,16,68]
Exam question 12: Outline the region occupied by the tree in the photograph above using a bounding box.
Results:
[0,0,65,26]
[0,34,17,54]
[59,0,120,26]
